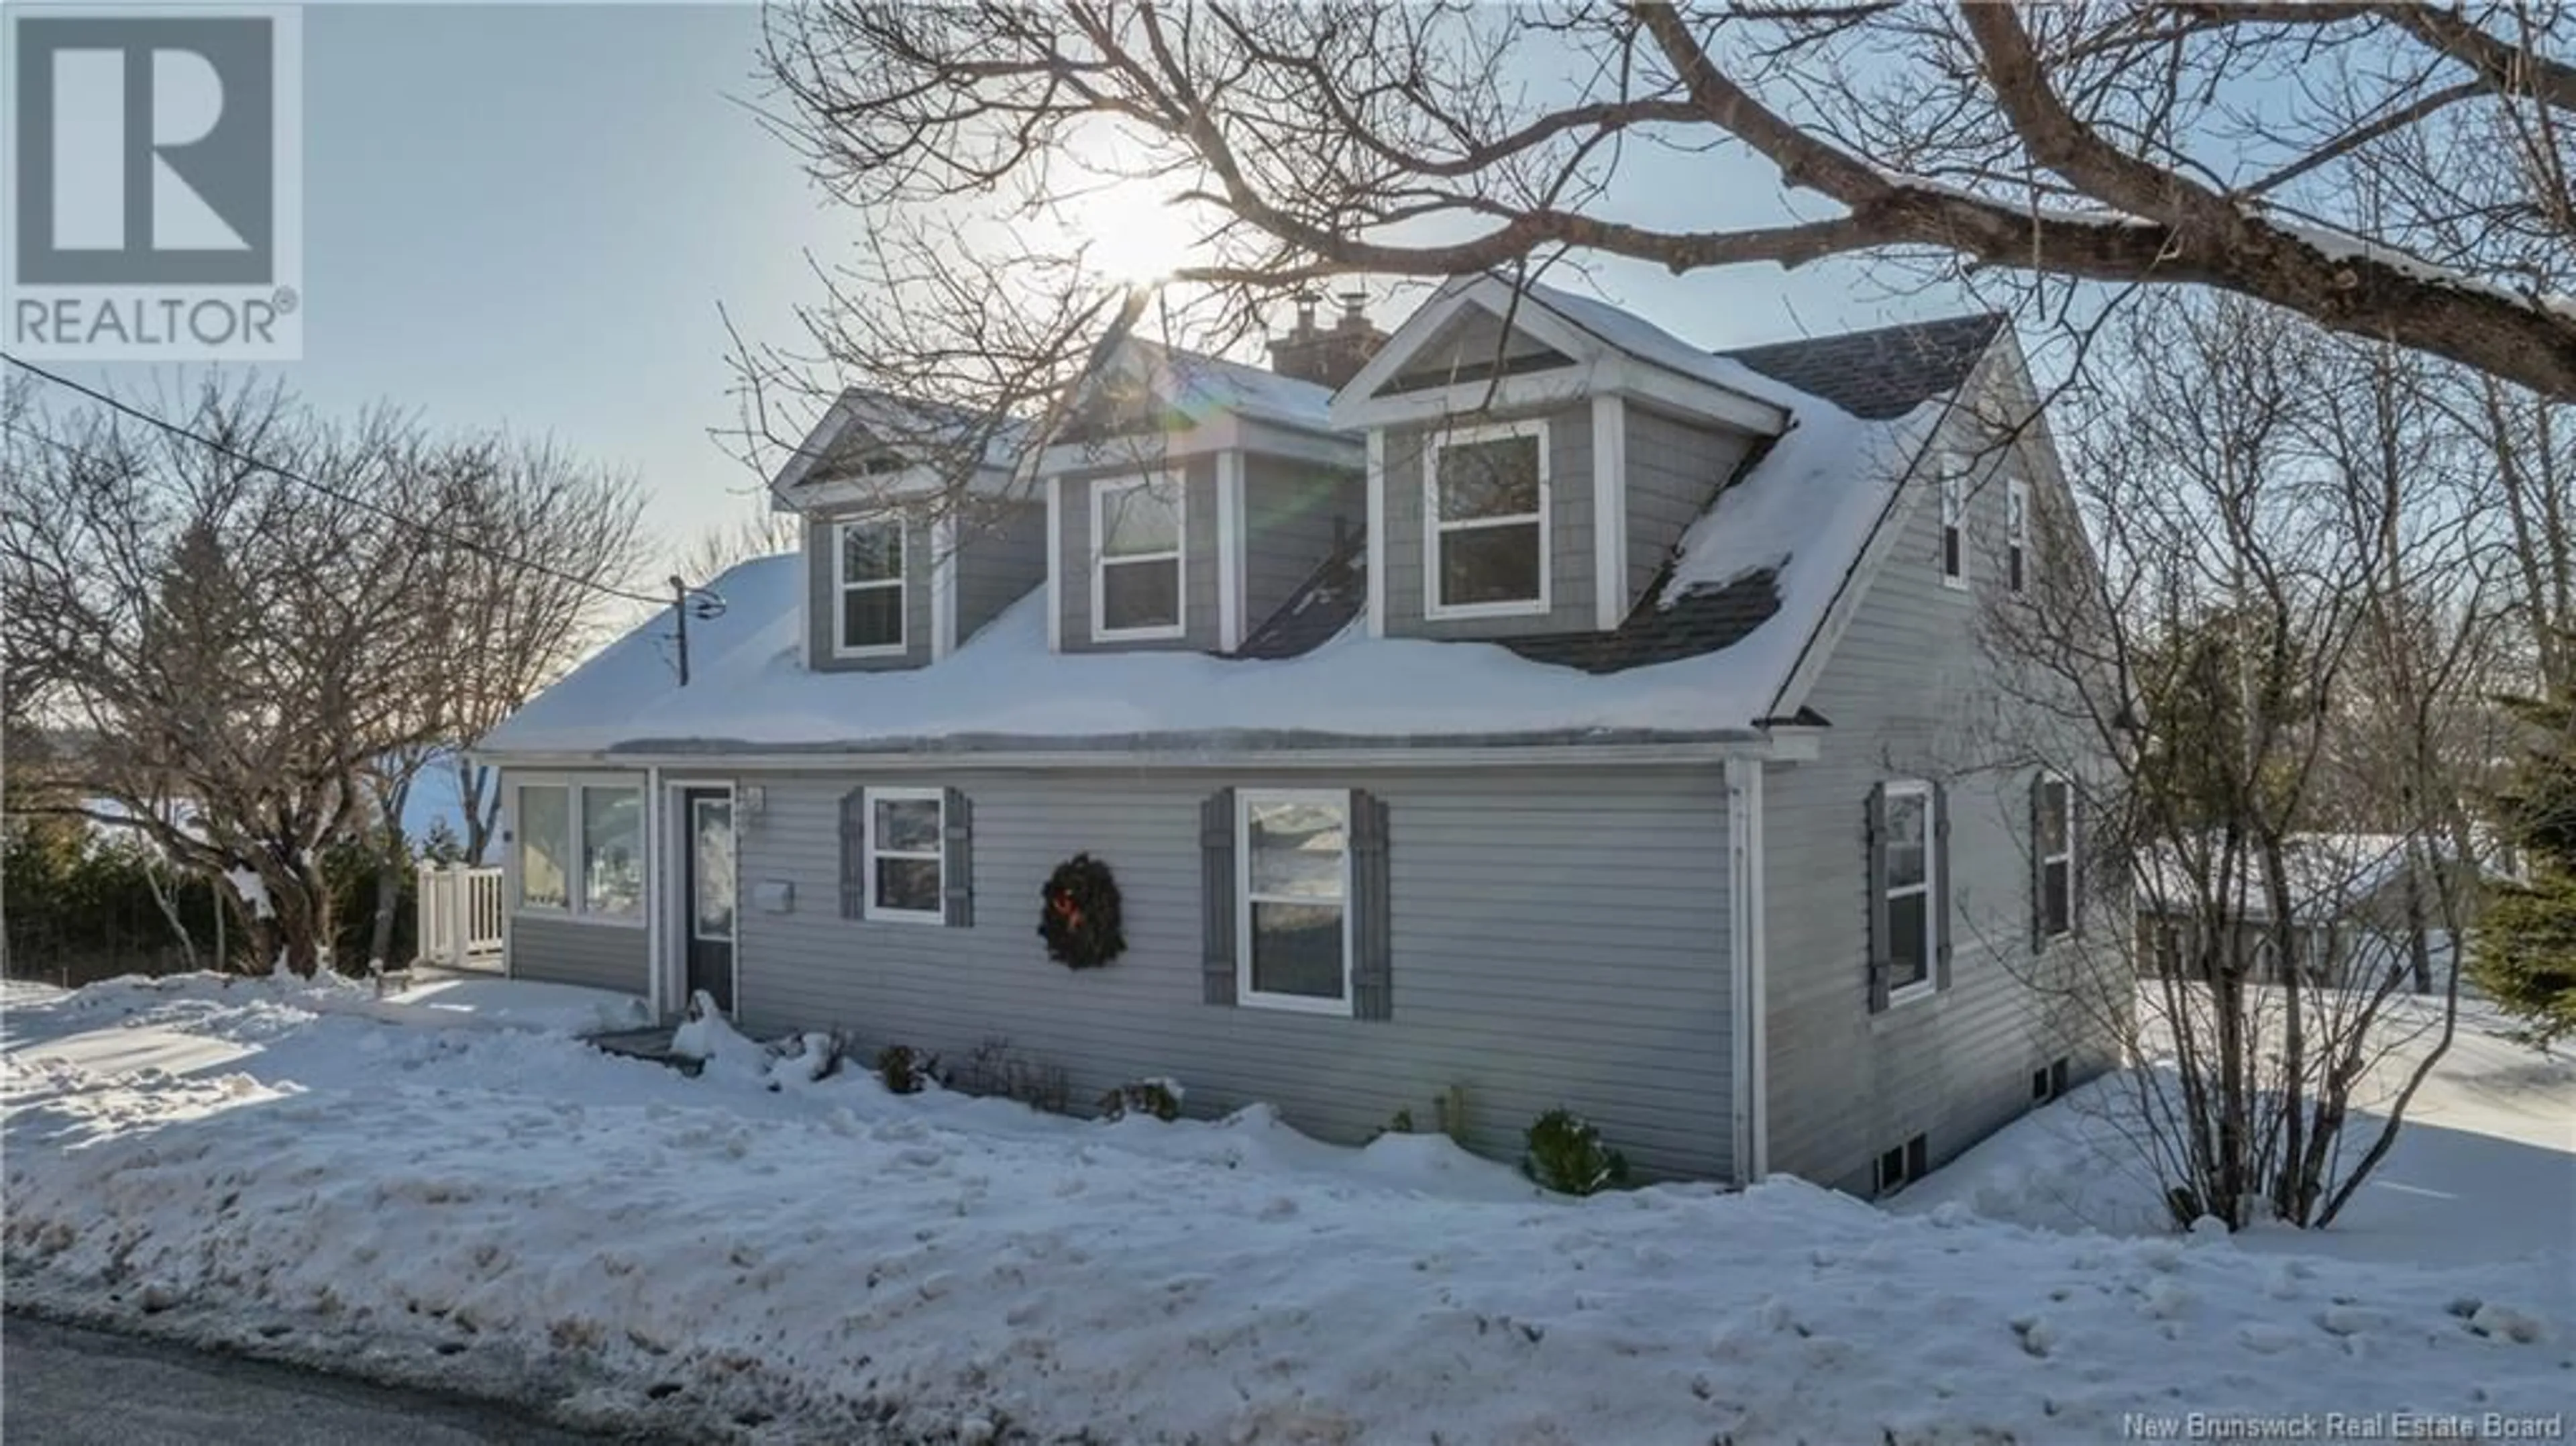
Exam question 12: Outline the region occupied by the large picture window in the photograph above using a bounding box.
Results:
[1237,790,1351,1012]
[835,517,906,655]
[1092,474,1185,639]
[517,784,570,911]
[1426,421,1547,617]
[863,786,946,923]
[514,779,641,923]
[1882,780,1935,997]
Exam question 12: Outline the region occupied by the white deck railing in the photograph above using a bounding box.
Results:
[417,862,506,970]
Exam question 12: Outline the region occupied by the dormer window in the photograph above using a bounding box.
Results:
[835,516,906,656]
[1425,420,1549,619]
[1093,473,1185,640]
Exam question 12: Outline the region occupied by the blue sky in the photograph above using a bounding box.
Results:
[80,3,1966,558]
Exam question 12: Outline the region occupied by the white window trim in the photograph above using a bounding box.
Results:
[2039,771,2075,941]
[1423,419,1552,621]
[833,515,909,658]
[1090,472,1188,642]
[2006,476,2031,595]
[512,777,645,929]
[1884,778,1939,1005]
[1235,787,1356,1016]
[861,785,946,926]
[1939,476,1969,591]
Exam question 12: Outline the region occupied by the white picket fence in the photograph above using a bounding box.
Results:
[416,862,506,970]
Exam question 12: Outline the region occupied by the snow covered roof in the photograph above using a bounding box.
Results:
[2137,833,2506,923]
[1121,340,1337,433]
[488,296,2005,760]
[770,388,1028,507]
[480,387,1951,758]
[483,553,1778,758]
[1511,278,1804,409]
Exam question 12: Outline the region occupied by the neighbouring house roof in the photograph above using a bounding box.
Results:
[2137,833,2510,925]
[486,302,2002,760]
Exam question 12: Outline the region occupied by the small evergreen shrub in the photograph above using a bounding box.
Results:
[876,1043,940,1096]
[1366,1107,1417,1142]
[1521,1108,1630,1196]
[1098,1076,1183,1122]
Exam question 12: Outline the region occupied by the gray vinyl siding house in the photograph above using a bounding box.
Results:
[1377,402,1599,639]
[508,909,647,997]
[1051,457,1224,654]
[481,276,2121,1194]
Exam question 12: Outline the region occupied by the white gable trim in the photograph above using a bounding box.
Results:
[1332,274,1786,435]
[1591,393,1629,630]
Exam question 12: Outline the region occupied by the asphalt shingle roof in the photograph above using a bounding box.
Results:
[1720,313,2007,419]
[1234,536,1368,660]
[1497,568,1782,675]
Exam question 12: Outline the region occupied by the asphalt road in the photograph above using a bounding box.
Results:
[1,1314,604,1445]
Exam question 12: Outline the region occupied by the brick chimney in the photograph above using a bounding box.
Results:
[1267,289,1387,391]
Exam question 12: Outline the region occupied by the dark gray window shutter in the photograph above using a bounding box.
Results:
[839,788,867,920]
[1933,782,1954,992]
[1865,783,1891,1013]
[1350,790,1392,1021]
[942,787,973,927]
[1200,788,1237,1006]
[2030,773,2049,955]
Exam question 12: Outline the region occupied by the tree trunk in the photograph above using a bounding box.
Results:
[366,780,412,968]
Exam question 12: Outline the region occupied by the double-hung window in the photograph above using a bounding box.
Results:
[1882,780,1936,998]
[2037,773,2074,939]
[2006,478,2030,594]
[863,786,945,923]
[1939,476,1968,588]
[515,779,642,923]
[1093,474,1185,639]
[1426,421,1548,617]
[835,517,906,656]
[1237,790,1352,1012]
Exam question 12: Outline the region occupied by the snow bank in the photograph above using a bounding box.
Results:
[7,977,2567,1444]
[1897,999,2576,1269]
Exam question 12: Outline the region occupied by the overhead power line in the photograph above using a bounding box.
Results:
[3,353,674,609]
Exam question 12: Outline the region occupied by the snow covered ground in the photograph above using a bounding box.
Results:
[5,974,2569,1443]
[1895,997,2576,1268]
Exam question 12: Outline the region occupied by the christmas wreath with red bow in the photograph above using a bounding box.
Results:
[1037,854,1126,970]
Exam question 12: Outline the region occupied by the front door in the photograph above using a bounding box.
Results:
[682,789,735,1014]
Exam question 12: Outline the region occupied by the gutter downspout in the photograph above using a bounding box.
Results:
[1726,755,1770,1186]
